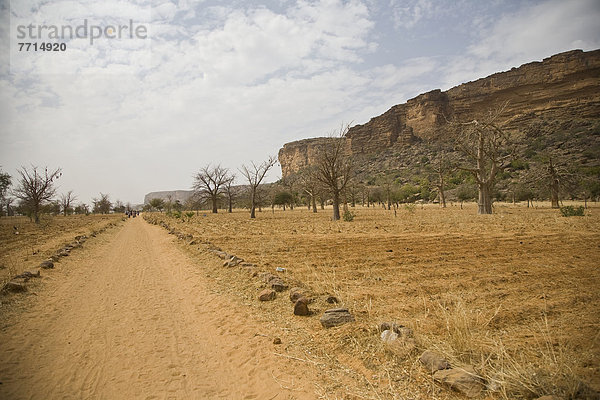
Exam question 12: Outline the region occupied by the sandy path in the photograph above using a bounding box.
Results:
[0,217,316,400]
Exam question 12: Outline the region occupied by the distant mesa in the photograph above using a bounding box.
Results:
[143,190,194,205]
[278,49,600,177]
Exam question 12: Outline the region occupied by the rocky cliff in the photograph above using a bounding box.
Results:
[278,49,600,176]
[144,190,194,205]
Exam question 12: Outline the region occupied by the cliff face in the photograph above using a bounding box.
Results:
[144,190,194,205]
[278,49,600,175]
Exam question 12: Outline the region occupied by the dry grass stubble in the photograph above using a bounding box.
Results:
[147,203,599,399]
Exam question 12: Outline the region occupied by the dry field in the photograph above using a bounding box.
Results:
[0,214,123,288]
[146,202,600,399]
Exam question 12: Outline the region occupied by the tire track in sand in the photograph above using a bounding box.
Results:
[0,217,316,399]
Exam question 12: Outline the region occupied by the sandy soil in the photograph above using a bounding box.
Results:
[0,217,317,400]
[143,203,600,399]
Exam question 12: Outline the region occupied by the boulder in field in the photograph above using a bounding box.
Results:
[39,260,54,269]
[320,308,355,328]
[2,281,27,294]
[326,295,339,304]
[258,289,276,301]
[420,350,451,373]
[270,278,288,292]
[433,366,484,398]
[293,297,310,316]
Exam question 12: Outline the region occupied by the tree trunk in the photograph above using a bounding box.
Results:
[228,197,232,213]
[478,182,493,214]
[550,179,560,209]
[439,185,446,208]
[250,191,256,218]
[312,195,317,213]
[211,196,218,213]
[320,198,325,210]
[332,191,341,221]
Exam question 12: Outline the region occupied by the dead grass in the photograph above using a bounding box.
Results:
[151,203,599,398]
[0,214,123,288]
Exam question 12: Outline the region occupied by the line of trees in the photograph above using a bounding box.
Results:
[0,165,139,223]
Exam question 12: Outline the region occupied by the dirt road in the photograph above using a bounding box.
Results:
[0,217,316,399]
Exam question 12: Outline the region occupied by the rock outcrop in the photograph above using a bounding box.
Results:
[278,49,600,176]
[143,190,194,205]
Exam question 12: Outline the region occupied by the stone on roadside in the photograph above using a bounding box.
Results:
[223,256,243,267]
[293,297,310,316]
[2,281,27,293]
[380,329,398,343]
[290,287,307,302]
[420,350,451,373]
[326,295,339,304]
[240,262,256,268]
[212,250,232,259]
[270,278,287,292]
[258,289,276,301]
[320,308,355,328]
[433,366,484,398]
[39,260,54,269]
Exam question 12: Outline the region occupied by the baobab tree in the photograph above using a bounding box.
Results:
[192,164,233,213]
[430,151,454,208]
[60,190,77,216]
[315,124,353,221]
[453,106,514,214]
[240,156,277,218]
[224,176,238,213]
[524,150,577,209]
[12,166,62,223]
[298,166,320,213]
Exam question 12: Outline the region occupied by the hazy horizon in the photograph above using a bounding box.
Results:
[1,0,599,205]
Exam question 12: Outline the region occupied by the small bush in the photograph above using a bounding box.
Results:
[185,212,195,220]
[404,203,416,214]
[560,206,584,217]
[343,209,355,222]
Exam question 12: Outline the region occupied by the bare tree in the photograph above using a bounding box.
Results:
[453,106,514,214]
[12,166,62,223]
[240,156,277,218]
[523,150,578,209]
[376,173,395,210]
[60,190,77,216]
[193,164,232,213]
[74,203,89,215]
[430,151,454,208]
[224,175,238,213]
[315,124,353,221]
[280,174,299,210]
[298,166,320,213]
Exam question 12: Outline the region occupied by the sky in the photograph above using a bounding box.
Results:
[1,0,599,206]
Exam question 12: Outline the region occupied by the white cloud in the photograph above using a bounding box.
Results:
[468,0,600,65]
[1,0,599,204]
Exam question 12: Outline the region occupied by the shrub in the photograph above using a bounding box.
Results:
[560,206,584,217]
[404,203,416,214]
[343,209,355,222]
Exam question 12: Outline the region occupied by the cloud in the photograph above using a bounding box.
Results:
[468,0,600,64]
[1,0,599,204]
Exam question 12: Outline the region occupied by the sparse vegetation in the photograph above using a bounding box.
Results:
[560,205,585,217]
[143,202,599,399]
